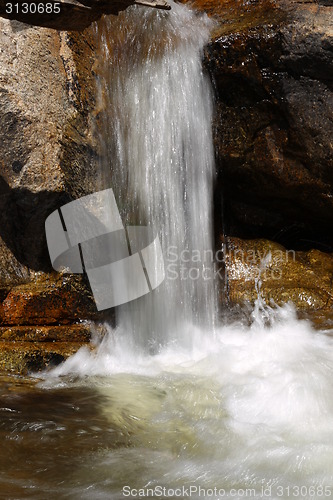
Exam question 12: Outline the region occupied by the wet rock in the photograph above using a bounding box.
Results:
[0,340,90,374]
[0,322,110,373]
[181,0,282,39]
[200,0,333,250]
[0,324,91,341]
[1,274,98,325]
[0,323,91,373]
[224,237,333,311]
[299,310,333,332]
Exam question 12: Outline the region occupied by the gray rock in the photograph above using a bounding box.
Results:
[0,21,100,282]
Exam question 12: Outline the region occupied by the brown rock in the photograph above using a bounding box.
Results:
[0,340,90,374]
[0,324,91,342]
[201,0,333,250]
[181,0,283,39]
[224,236,333,311]
[1,274,98,325]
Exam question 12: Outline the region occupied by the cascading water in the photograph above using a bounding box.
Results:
[4,2,331,499]
[94,1,217,351]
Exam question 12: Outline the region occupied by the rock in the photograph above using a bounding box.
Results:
[0,341,90,374]
[0,324,91,341]
[0,17,121,372]
[1,274,99,325]
[299,309,333,331]
[0,21,100,277]
[200,0,333,250]
[224,236,333,311]
[0,21,112,374]
[0,0,171,31]
[0,322,110,373]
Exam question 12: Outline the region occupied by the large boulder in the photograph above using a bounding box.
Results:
[187,0,333,315]
[0,22,100,277]
[199,0,333,251]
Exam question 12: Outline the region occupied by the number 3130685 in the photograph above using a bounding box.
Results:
[5,3,61,14]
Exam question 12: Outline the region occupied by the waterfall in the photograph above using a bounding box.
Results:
[94,1,217,351]
[40,7,333,494]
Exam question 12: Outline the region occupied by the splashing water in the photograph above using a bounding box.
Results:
[44,301,333,498]
[37,2,333,498]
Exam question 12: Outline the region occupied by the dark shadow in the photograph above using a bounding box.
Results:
[0,176,72,271]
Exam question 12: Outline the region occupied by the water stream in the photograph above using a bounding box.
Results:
[1,2,333,499]
[95,0,217,351]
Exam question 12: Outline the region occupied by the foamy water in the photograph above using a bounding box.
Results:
[38,302,333,499]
